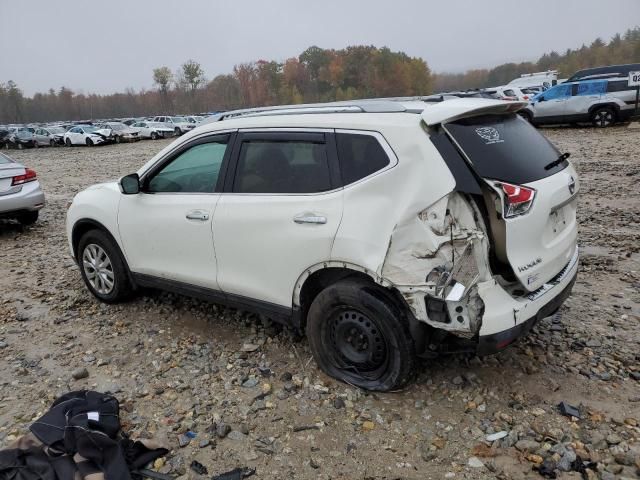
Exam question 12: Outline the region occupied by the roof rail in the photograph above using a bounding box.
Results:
[209,100,410,122]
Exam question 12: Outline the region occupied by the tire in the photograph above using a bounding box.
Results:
[77,229,134,303]
[306,279,416,391]
[174,127,181,136]
[50,139,55,147]
[33,141,38,148]
[17,143,24,150]
[591,107,616,128]
[65,138,72,147]
[18,211,39,225]
[86,138,94,147]
[519,111,533,123]
[150,131,158,140]
[114,135,121,144]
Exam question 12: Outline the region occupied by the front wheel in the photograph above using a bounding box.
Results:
[77,229,134,303]
[86,138,94,147]
[306,279,416,391]
[591,107,616,128]
[50,139,55,147]
[150,131,158,140]
[174,127,181,136]
[65,138,72,147]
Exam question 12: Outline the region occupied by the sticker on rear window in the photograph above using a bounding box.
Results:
[475,127,504,145]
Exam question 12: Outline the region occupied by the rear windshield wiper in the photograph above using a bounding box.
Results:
[544,152,570,170]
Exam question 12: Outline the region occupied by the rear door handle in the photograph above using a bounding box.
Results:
[294,213,327,224]
[186,210,210,221]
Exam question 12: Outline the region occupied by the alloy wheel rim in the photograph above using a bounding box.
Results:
[596,111,612,127]
[82,243,115,295]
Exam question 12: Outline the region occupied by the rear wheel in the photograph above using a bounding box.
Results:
[77,229,134,303]
[306,279,415,391]
[151,131,158,140]
[18,211,38,225]
[174,127,181,136]
[591,107,616,128]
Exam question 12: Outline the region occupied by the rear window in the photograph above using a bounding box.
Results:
[444,114,567,184]
[336,133,390,185]
[0,153,12,164]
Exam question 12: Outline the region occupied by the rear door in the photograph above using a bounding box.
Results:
[443,114,578,292]
[212,130,343,308]
[565,80,607,120]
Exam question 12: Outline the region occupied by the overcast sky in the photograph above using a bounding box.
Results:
[1,0,639,96]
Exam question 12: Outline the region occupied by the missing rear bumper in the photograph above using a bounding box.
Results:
[476,269,576,355]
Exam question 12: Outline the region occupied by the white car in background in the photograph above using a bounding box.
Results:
[493,86,538,102]
[130,121,175,140]
[67,98,579,391]
[152,116,196,135]
[63,125,109,147]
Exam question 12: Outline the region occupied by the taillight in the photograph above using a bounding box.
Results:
[12,168,37,186]
[498,181,536,218]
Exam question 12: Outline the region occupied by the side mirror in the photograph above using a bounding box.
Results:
[120,173,140,195]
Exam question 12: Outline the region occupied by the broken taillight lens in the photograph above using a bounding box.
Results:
[498,181,536,218]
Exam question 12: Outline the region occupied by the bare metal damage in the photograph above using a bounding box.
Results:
[380,193,492,337]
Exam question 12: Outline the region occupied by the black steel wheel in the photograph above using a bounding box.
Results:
[306,279,415,391]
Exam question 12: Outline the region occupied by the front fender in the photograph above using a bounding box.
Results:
[66,182,123,259]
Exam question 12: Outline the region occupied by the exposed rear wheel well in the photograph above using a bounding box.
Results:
[297,267,413,331]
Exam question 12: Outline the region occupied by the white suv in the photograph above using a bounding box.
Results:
[67,99,579,391]
[152,116,196,135]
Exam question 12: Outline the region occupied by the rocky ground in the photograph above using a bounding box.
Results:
[0,125,639,480]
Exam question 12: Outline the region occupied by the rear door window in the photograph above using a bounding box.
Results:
[233,134,332,194]
[335,133,390,185]
[444,114,567,184]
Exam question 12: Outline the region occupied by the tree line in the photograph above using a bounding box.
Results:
[1,27,639,124]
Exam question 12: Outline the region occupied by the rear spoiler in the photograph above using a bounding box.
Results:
[421,98,527,126]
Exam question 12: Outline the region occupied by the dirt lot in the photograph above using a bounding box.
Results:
[1,126,639,480]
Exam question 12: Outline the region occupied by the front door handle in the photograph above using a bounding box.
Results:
[186,210,210,221]
[294,213,327,225]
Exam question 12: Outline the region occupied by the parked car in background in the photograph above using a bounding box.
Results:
[493,86,538,102]
[152,116,195,135]
[129,121,175,140]
[63,125,109,146]
[507,70,558,91]
[521,77,638,127]
[0,151,45,224]
[67,98,579,391]
[566,63,640,82]
[185,115,204,124]
[4,127,36,150]
[34,126,67,146]
[95,122,141,143]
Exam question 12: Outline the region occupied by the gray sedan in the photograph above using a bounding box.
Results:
[0,152,45,224]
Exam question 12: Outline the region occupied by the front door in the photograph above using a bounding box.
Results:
[117,133,232,289]
[532,84,572,122]
[213,131,343,308]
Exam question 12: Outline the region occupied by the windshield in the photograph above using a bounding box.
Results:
[444,114,567,184]
[108,124,126,131]
[83,126,98,133]
[171,116,187,123]
[48,127,66,134]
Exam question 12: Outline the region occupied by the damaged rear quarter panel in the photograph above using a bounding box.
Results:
[381,192,492,336]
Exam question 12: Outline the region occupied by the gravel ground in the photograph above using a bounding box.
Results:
[0,126,639,480]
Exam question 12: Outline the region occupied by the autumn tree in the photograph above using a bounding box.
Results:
[153,66,173,112]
